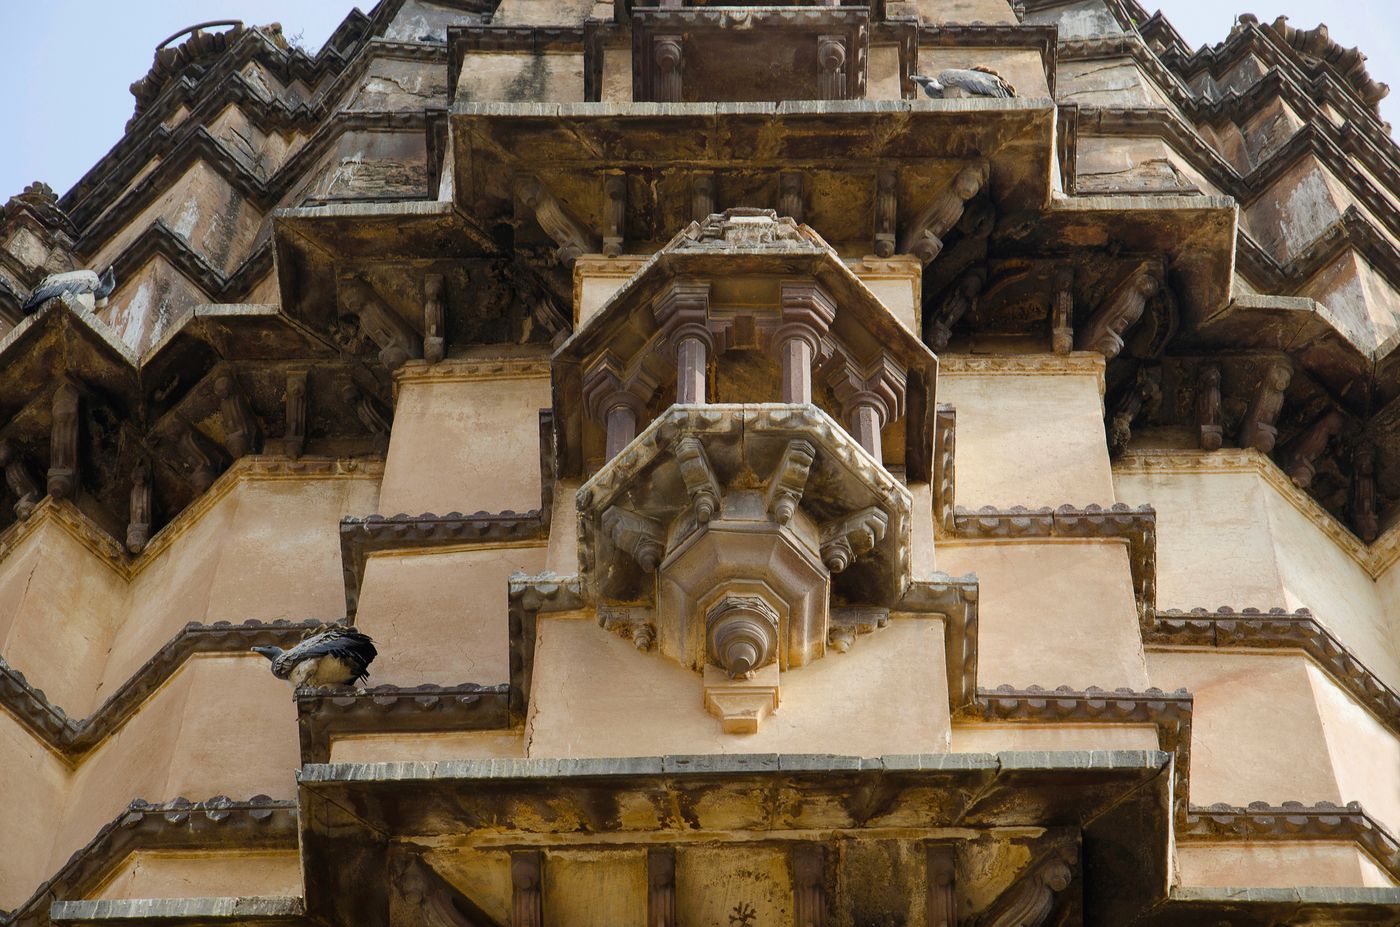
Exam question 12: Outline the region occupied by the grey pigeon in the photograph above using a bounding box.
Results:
[252,625,378,689]
[912,67,1016,99]
[22,267,116,313]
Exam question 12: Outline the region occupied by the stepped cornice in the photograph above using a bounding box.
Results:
[0,621,321,760]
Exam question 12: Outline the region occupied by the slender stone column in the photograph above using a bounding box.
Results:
[583,351,656,463]
[605,400,640,460]
[848,394,885,463]
[654,279,713,406]
[777,283,836,405]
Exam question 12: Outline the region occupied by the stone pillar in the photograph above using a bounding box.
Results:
[828,355,905,466]
[654,279,713,406]
[777,284,836,405]
[605,402,638,460]
[583,351,655,463]
[848,396,885,463]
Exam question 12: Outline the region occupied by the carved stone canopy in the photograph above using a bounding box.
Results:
[554,209,938,480]
[576,403,911,663]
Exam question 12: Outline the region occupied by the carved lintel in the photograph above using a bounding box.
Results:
[214,372,259,458]
[780,171,805,223]
[1352,443,1380,542]
[900,162,988,264]
[0,440,41,520]
[765,439,816,524]
[510,850,542,927]
[817,34,848,100]
[874,170,897,258]
[792,843,828,927]
[126,460,152,554]
[517,175,598,265]
[1051,267,1074,355]
[602,505,666,572]
[819,506,889,573]
[654,35,684,102]
[827,606,889,652]
[603,174,626,257]
[928,267,985,351]
[926,844,956,927]
[47,383,79,500]
[1076,262,1161,359]
[692,172,716,221]
[341,278,422,371]
[1238,361,1292,453]
[933,404,956,536]
[423,273,446,363]
[1196,364,1222,451]
[284,370,308,459]
[1285,406,1345,489]
[675,435,721,522]
[976,846,1076,927]
[178,425,220,492]
[647,848,677,927]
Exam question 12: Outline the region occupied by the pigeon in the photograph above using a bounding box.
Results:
[252,625,378,689]
[22,267,117,313]
[912,67,1016,99]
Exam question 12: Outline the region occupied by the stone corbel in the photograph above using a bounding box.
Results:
[675,435,721,522]
[510,850,543,927]
[177,424,221,492]
[602,174,626,257]
[779,172,805,223]
[284,370,308,459]
[974,846,1076,927]
[390,853,499,927]
[926,844,957,927]
[1285,406,1345,489]
[1237,361,1292,453]
[341,383,392,442]
[692,172,716,221]
[126,460,152,554]
[47,382,79,500]
[792,844,828,927]
[0,440,40,520]
[647,848,677,927]
[927,267,985,351]
[827,606,889,652]
[423,273,446,363]
[599,604,656,651]
[1195,364,1222,451]
[819,506,888,573]
[874,170,897,257]
[602,505,665,572]
[1076,261,1161,360]
[817,34,848,100]
[340,278,422,371]
[703,597,782,732]
[1051,266,1074,355]
[653,35,684,102]
[516,175,599,266]
[899,162,989,264]
[214,372,259,457]
[765,439,816,524]
[653,279,714,405]
[1352,443,1380,542]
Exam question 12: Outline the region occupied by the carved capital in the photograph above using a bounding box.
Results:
[817,34,848,100]
[652,279,714,354]
[653,35,684,102]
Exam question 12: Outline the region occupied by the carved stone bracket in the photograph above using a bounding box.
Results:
[517,175,600,266]
[827,606,889,652]
[647,848,677,927]
[900,162,989,264]
[1238,361,1292,453]
[1076,260,1162,360]
[765,439,815,524]
[339,277,422,371]
[817,34,848,100]
[819,506,888,573]
[511,850,543,927]
[928,267,986,351]
[599,604,656,651]
[933,405,956,536]
[48,382,79,499]
[423,273,446,363]
[0,439,40,520]
[126,461,152,553]
[972,845,1077,927]
[1051,267,1074,354]
[874,170,898,257]
[603,505,666,572]
[926,844,957,927]
[675,434,721,523]
[284,370,308,458]
[214,372,259,457]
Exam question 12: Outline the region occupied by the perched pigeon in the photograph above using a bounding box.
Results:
[22,268,117,313]
[912,67,1016,99]
[252,625,378,689]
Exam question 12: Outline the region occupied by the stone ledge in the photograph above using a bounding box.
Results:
[50,897,305,926]
[295,683,511,764]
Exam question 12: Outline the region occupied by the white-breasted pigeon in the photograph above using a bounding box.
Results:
[252,625,378,689]
[912,67,1016,99]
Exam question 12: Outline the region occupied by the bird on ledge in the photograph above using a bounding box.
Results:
[252,625,378,691]
[22,267,117,313]
[912,67,1017,99]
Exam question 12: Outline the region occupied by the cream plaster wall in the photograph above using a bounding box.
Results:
[0,710,68,909]
[1176,843,1397,889]
[1115,465,1400,693]
[90,851,303,901]
[329,730,526,764]
[379,375,551,516]
[1307,662,1400,837]
[937,363,1113,507]
[951,723,1160,754]
[938,540,1149,689]
[526,617,949,757]
[354,545,549,687]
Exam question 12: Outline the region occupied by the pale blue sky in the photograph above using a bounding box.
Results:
[0,1,1395,202]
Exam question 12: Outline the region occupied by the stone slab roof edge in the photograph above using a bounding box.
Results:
[49,897,306,927]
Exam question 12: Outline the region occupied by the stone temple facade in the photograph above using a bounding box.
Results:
[2,0,1400,923]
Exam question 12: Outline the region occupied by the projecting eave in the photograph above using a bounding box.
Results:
[450,99,1058,254]
[994,193,1239,327]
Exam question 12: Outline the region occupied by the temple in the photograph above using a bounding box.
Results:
[1,0,1399,923]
